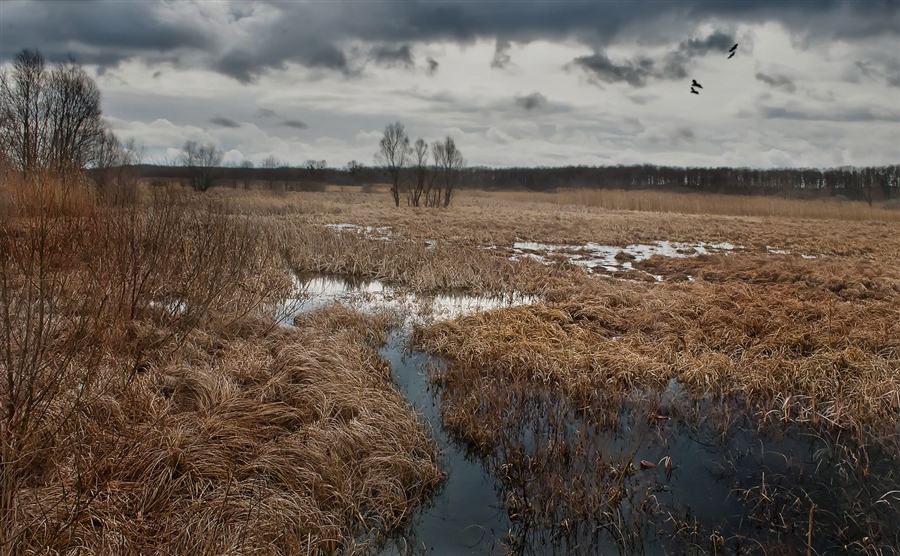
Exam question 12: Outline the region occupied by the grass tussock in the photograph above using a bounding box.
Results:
[413,253,900,551]
[416,254,900,444]
[271,219,580,295]
[1,174,441,555]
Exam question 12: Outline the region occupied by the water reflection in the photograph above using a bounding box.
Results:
[280,273,539,328]
[425,370,900,554]
[377,340,513,555]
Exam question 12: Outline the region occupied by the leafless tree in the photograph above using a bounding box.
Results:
[45,59,104,175]
[239,159,254,189]
[261,155,280,190]
[432,136,465,208]
[90,130,143,203]
[0,50,105,179]
[408,138,430,207]
[0,50,45,178]
[345,160,363,185]
[375,122,412,207]
[178,140,223,192]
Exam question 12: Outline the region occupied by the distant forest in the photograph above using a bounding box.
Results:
[134,163,900,204]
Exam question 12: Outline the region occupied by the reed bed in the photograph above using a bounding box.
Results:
[413,252,900,552]
[269,218,581,295]
[416,252,899,446]
[0,175,441,555]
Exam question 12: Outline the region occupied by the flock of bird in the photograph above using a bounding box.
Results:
[691,43,738,94]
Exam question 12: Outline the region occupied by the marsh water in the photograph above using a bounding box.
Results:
[286,273,900,555]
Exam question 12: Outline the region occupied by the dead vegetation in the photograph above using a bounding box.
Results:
[4,177,899,554]
[414,251,900,553]
[0,175,441,555]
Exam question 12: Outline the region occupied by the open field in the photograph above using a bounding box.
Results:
[2,177,899,554]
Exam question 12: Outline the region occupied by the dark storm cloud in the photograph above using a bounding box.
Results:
[855,59,900,87]
[214,42,351,83]
[1,1,896,80]
[659,31,735,79]
[491,40,513,69]
[756,72,797,93]
[210,115,241,128]
[514,92,547,111]
[371,44,414,68]
[426,57,439,75]
[573,53,656,87]
[573,30,734,87]
[0,1,211,66]
[282,119,308,129]
[674,127,695,141]
[760,105,900,122]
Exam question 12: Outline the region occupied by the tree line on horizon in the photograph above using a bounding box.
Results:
[133,162,899,204]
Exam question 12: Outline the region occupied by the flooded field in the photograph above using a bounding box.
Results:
[5,181,898,555]
[288,273,900,555]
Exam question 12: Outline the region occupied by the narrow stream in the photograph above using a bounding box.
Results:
[284,274,534,553]
[377,335,513,555]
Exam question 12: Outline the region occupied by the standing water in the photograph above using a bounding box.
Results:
[284,274,536,553]
[284,274,900,554]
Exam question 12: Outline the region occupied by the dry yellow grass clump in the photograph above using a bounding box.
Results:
[413,251,899,551]
[1,175,441,556]
[415,253,900,449]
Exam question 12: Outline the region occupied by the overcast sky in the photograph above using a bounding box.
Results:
[2,0,898,169]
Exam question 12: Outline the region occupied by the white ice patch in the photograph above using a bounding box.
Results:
[325,223,393,240]
[324,223,438,247]
[510,240,741,277]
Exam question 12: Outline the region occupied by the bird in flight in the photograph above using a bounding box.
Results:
[691,79,703,89]
[691,87,699,95]
[728,44,738,59]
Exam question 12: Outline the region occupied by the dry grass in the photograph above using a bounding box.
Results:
[0,175,441,555]
[412,250,900,551]
[228,187,900,260]
[5,178,899,554]
[527,188,900,222]
[415,256,900,442]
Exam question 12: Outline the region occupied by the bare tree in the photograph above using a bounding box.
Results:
[259,155,280,190]
[408,138,430,207]
[0,49,105,179]
[178,140,223,192]
[90,130,143,203]
[45,59,104,175]
[432,136,465,208]
[239,159,254,189]
[304,159,327,183]
[375,122,412,207]
[345,160,363,185]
